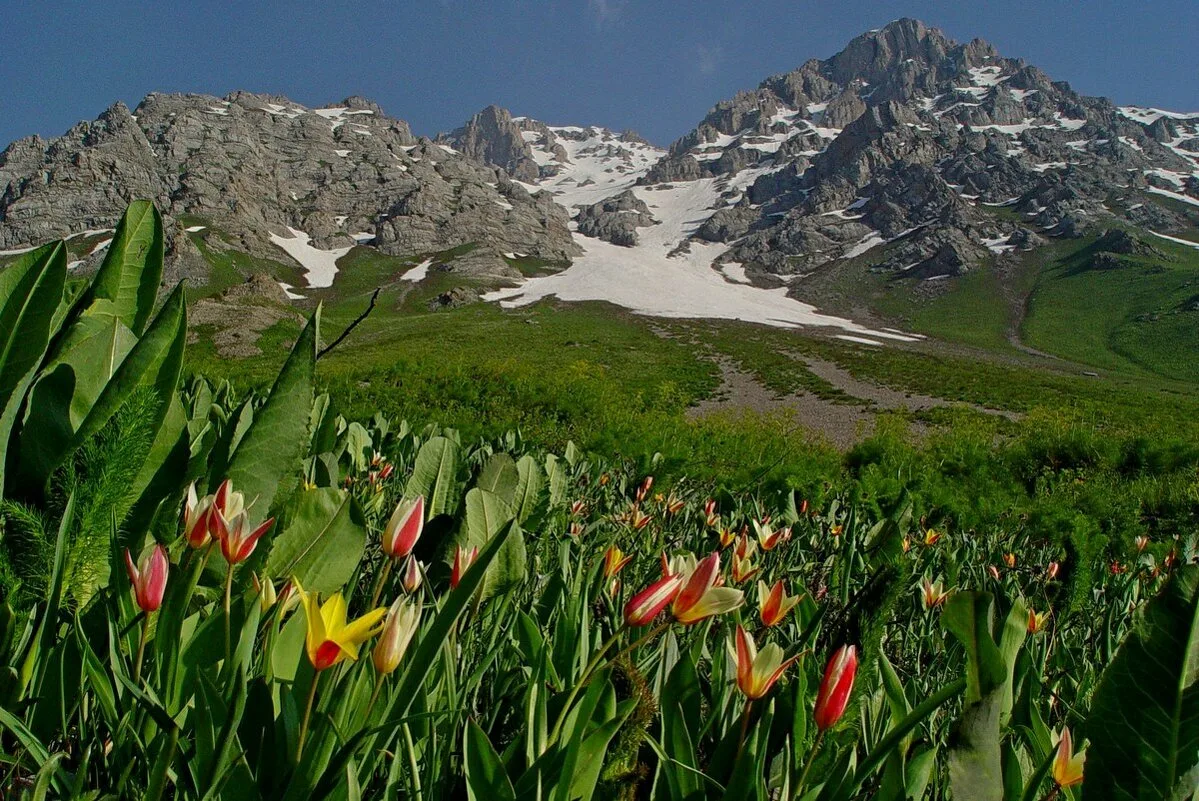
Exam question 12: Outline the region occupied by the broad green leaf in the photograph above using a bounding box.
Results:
[944,592,1007,704]
[224,307,318,513]
[265,488,367,594]
[512,454,546,526]
[405,436,463,519]
[477,453,519,505]
[88,199,164,335]
[1083,564,1199,801]
[0,242,67,495]
[463,718,517,800]
[460,488,524,600]
[545,453,567,509]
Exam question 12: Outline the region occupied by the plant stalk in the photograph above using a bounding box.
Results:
[133,615,151,683]
[297,672,320,762]
[223,566,234,665]
[797,729,825,797]
[370,558,394,610]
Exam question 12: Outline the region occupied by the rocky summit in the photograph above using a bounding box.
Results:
[1,18,1197,315]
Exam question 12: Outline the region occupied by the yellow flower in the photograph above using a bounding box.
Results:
[296,579,387,671]
[732,625,800,699]
[1052,726,1085,787]
[670,553,744,625]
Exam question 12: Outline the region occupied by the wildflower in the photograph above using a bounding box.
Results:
[400,555,423,594]
[988,565,1001,581]
[211,479,247,525]
[717,526,736,548]
[252,572,278,613]
[629,506,651,531]
[732,535,760,583]
[758,580,801,627]
[182,483,214,548]
[450,545,479,590]
[372,597,421,675]
[902,537,911,553]
[923,529,942,546]
[671,553,744,625]
[921,578,949,610]
[378,463,394,482]
[830,524,843,537]
[603,546,633,579]
[1110,560,1126,575]
[798,498,809,516]
[568,521,584,537]
[599,473,610,487]
[753,519,790,551]
[218,514,275,565]
[664,494,685,515]
[814,645,858,731]
[733,625,800,699]
[635,476,653,503]
[570,499,587,517]
[381,496,424,559]
[1046,561,1061,581]
[1164,549,1178,570]
[1003,553,1017,569]
[624,573,684,626]
[704,498,718,527]
[1028,609,1050,634]
[124,544,169,613]
[1052,727,1086,788]
[1135,535,1149,552]
[296,579,387,671]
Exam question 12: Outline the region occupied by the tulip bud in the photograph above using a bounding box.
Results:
[623,573,684,626]
[603,546,633,579]
[382,496,425,560]
[1052,727,1085,787]
[400,555,424,594]
[125,544,169,613]
[1046,561,1061,581]
[451,545,479,589]
[252,572,278,613]
[813,645,857,731]
[182,483,214,548]
[372,597,421,675]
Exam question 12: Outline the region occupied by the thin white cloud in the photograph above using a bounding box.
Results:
[588,0,628,24]
[697,43,724,76]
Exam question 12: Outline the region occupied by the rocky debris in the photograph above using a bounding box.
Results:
[188,274,305,359]
[0,92,580,286]
[574,190,656,246]
[1093,228,1164,258]
[427,286,481,311]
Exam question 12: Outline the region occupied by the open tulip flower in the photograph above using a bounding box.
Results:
[296,579,388,671]
[752,519,790,551]
[182,483,215,548]
[451,544,479,589]
[814,644,858,731]
[624,573,684,626]
[212,478,247,524]
[1028,609,1050,634]
[758,580,801,627]
[218,514,275,565]
[923,528,942,546]
[1052,726,1086,787]
[921,578,950,610]
[372,597,421,675]
[603,546,633,579]
[124,544,169,613]
[733,625,800,699]
[670,553,744,625]
[382,495,424,559]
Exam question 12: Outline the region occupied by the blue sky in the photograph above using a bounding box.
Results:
[2,0,1196,147]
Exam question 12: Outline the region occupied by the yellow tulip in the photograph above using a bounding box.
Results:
[296,579,387,671]
[1052,726,1085,787]
[733,625,800,699]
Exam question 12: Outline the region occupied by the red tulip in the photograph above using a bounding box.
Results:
[219,516,274,565]
[814,645,857,731]
[623,573,684,626]
[125,544,169,613]
[382,496,424,559]
[451,545,479,589]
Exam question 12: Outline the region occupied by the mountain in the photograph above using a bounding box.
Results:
[1,18,1197,349]
[0,92,578,286]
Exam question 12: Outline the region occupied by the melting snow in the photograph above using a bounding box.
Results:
[401,258,433,282]
[1149,231,1199,250]
[184,225,207,233]
[1146,186,1199,208]
[351,232,376,243]
[269,227,352,288]
[279,282,305,300]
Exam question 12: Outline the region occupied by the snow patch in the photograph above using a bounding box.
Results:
[401,258,433,282]
[1149,231,1199,250]
[268,227,352,289]
[184,225,207,233]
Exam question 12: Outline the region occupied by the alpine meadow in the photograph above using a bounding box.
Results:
[2,14,1199,800]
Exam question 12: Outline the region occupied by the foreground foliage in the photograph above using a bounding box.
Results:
[1,202,1197,798]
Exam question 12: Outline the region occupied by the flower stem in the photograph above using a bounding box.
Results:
[734,700,753,764]
[370,559,393,609]
[367,673,385,719]
[297,672,320,762]
[133,615,151,683]
[223,566,234,666]
[797,729,825,796]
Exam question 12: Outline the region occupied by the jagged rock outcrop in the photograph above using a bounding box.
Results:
[574,190,656,246]
[0,92,580,285]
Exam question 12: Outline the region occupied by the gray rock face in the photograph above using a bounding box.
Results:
[574,190,656,246]
[437,105,544,183]
[632,17,1199,279]
[1,92,579,285]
